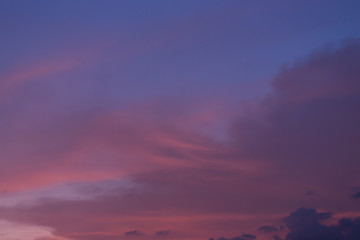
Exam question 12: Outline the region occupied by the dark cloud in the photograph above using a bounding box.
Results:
[66,234,122,240]
[235,234,257,240]
[283,207,360,240]
[272,236,283,240]
[305,190,316,196]
[257,225,279,233]
[155,230,171,236]
[350,191,360,199]
[284,207,332,229]
[211,234,256,240]
[124,230,145,236]
[35,238,69,240]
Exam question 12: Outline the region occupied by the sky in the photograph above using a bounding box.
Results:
[0,1,360,240]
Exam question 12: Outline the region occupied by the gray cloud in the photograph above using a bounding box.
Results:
[124,230,145,237]
[350,191,360,199]
[155,230,171,236]
[257,225,279,233]
[283,207,360,240]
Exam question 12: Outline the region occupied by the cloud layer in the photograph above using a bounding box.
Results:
[1,5,360,237]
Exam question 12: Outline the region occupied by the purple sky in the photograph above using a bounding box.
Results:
[1,1,360,240]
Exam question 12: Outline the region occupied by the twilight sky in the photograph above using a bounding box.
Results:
[1,1,360,240]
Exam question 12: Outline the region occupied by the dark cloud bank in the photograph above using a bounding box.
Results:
[209,233,256,240]
[231,40,360,179]
[124,230,145,236]
[210,40,360,240]
[257,225,279,233]
[212,207,360,240]
[350,191,360,199]
[284,207,360,240]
